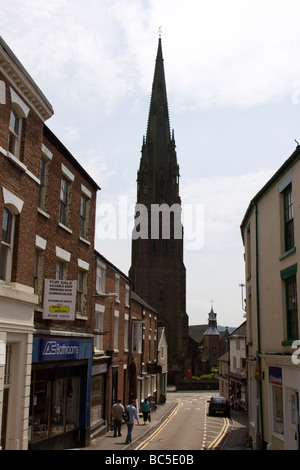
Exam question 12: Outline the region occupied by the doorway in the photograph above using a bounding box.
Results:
[1,388,9,450]
[286,389,299,450]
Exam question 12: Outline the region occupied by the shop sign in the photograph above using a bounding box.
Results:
[269,366,282,386]
[43,279,77,320]
[40,338,80,361]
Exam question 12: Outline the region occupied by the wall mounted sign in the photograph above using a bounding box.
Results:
[40,338,80,361]
[43,279,77,320]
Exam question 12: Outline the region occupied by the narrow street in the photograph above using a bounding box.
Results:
[134,391,229,451]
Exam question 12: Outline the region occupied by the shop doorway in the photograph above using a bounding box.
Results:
[1,388,9,450]
[286,389,299,450]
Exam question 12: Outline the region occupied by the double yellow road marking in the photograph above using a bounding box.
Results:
[134,402,183,450]
[134,400,230,451]
[206,417,230,450]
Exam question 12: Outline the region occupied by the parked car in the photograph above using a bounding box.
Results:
[208,396,230,418]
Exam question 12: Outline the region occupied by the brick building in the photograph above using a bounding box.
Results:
[129,292,160,407]
[92,251,131,436]
[30,126,100,450]
[0,36,100,450]
[0,35,167,450]
[0,36,53,450]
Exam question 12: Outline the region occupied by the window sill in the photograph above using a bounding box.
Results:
[75,313,87,320]
[1,147,40,184]
[58,222,73,234]
[282,339,298,346]
[79,236,90,245]
[38,207,50,219]
[279,246,296,260]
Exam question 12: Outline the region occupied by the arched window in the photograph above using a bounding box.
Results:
[0,207,14,281]
[8,106,22,158]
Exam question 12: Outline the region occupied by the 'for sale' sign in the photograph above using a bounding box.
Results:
[43,279,77,320]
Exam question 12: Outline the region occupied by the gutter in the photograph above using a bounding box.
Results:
[254,202,264,448]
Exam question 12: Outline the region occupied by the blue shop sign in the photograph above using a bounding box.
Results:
[269,366,282,386]
[40,338,80,361]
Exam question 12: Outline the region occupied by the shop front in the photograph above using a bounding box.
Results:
[90,358,109,437]
[29,334,93,450]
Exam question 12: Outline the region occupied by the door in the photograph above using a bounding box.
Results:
[287,389,299,450]
[1,388,9,450]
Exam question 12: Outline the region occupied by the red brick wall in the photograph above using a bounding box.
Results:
[0,73,43,287]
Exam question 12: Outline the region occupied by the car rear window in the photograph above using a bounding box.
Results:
[213,397,226,403]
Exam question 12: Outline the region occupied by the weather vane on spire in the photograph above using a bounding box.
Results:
[158,25,162,38]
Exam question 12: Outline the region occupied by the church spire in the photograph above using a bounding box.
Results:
[145,37,171,146]
[138,37,180,206]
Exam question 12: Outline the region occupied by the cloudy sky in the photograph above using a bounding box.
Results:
[2,0,300,327]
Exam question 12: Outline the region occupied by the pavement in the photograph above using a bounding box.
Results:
[77,395,251,452]
[80,398,179,451]
[218,407,251,451]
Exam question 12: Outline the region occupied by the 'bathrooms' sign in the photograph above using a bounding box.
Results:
[40,339,80,361]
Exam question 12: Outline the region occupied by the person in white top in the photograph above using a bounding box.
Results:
[112,399,124,437]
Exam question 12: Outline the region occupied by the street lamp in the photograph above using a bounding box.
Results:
[239,284,246,312]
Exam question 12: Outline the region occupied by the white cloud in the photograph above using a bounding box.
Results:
[181,168,274,249]
[3,0,300,116]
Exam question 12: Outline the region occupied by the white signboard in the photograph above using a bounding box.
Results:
[43,279,77,320]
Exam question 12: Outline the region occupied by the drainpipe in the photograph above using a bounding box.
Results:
[254,202,264,448]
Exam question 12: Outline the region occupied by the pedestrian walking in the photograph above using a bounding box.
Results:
[125,399,140,444]
[141,397,150,424]
[112,399,124,437]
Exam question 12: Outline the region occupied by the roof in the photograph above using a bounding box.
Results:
[94,249,130,281]
[189,325,208,343]
[218,351,230,362]
[44,125,101,190]
[157,326,166,350]
[203,326,220,336]
[230,321,246,337]
[0,36,54,120]
[131,291,159,315]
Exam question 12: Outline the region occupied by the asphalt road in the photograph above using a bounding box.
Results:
[134,391,229,451]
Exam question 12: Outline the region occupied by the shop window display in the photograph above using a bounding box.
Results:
[29,371,80,443]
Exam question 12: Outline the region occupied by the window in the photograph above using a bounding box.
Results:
[246,224,251,279]
[29,370,80,443]
[77,269,87,316]
[124,314,129,350]
[132,321,143,353]
[59,177,70,226]
[96,260,106,293]
[8,107,22,158]
[56,260,67,280]
[125,284,130,306]
[115,274,120,301]
[286,275,298,340]
[114,311,119,350]
[284,185,294,251]
[34,249,44,304]
[80,194,88,238]
[38,150,52,212]
[80,185,92,240]
[95,307,104,351]
[272,385,283,435]
[0,208,14,281]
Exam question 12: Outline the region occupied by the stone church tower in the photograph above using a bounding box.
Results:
[129,37,189,383]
